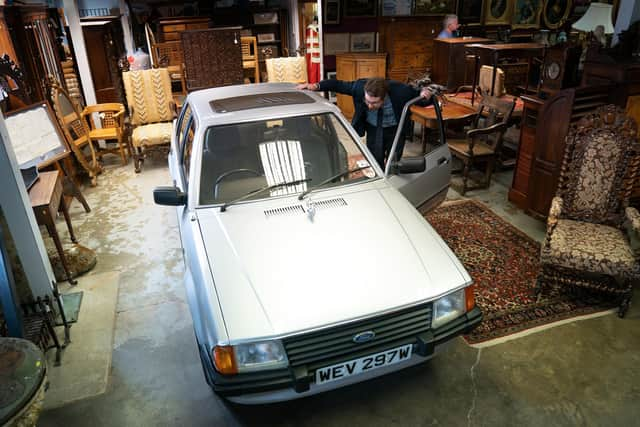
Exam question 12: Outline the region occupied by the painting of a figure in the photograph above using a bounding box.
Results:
[512,0,542,28]
[543,0,571,28]
[484,0,511,24]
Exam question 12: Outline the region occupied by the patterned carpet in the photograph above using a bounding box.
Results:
[425,199,615,346]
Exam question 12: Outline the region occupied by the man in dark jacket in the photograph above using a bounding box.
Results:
[298,77,433,168]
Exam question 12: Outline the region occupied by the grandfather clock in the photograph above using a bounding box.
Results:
[538,42,580,97]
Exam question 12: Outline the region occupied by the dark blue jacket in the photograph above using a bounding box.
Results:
[317,78,432,139]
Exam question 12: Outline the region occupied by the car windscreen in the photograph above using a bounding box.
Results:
[199,113,376,206]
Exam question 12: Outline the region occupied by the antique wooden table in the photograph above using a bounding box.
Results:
[28,170,77,284]
[410,98,477,153]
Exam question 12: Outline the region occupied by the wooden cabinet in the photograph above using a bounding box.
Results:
[378,17,440,82]
[157,17,210,42]
[508,95,543,209]
[508,86,613,218]
[335,53,386,120]
[432,37,492,90]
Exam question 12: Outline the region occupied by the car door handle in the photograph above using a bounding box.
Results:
[438,157,449,166]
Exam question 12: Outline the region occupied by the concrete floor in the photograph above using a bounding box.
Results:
[39,150,640,427]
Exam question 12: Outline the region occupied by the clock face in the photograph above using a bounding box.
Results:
[546,61,561,80]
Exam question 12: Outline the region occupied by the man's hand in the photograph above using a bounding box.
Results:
[297,83,319,90]
[419,87,433,99]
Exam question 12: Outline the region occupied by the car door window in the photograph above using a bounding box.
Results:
[176,104,192,154]
[181,118,195,182]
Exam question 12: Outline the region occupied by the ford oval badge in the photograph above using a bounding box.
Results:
[352,330,376,344]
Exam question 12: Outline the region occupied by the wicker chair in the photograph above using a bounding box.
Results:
[122,68,176,172]
[536,106,640,318]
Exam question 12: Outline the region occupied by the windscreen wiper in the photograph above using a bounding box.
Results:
[220,179,311,212]
[298,165,372,201]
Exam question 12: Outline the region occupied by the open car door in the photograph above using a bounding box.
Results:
[386,94,452,212]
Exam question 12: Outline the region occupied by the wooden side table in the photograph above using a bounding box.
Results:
[28,170,77,285]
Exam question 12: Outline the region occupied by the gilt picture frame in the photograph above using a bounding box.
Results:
[511,0,542,29]
[483,0,512,24]
[543,0,572,28]
[349,32,376,52]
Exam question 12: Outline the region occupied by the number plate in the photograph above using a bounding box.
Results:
[315,344,413,385]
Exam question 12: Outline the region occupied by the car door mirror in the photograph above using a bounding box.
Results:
[390,157,426,174]
[154,186,187,206]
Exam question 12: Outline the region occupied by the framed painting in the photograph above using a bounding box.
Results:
[414,0,456,15]
[483,0,512,24]
[543,0,571,28]
[350,32,376,52]
[344,0,377,17]
[457,0,484,23]
[382,0,413,16]
[324,0,340,24]
[324,33,350,55]
[511,0,543,28]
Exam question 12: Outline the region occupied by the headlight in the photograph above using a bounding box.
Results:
[213,340,288,375]
[432,288,468,329]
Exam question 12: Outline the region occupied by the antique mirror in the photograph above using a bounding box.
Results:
[48,79,100,186]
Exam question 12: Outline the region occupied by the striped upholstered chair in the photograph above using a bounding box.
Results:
[537,106,640,317]
[122,68,176,172]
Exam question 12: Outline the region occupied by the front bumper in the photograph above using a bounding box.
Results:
[207,307,482,404]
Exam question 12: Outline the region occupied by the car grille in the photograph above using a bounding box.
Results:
[283,303,432,370]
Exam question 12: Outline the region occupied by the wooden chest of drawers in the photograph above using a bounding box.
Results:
[378,17,440,82]
[157,17,211,42]
[335,53,387,120]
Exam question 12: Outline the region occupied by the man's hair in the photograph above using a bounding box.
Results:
[443,14,458,29]
[364,78,389,99]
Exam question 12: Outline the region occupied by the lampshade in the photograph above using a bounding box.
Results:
[572,2,615,34]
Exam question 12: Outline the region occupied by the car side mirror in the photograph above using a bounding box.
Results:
[154,186,187,206]
[390,157,426,174]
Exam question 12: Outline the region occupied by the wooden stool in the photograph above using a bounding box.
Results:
[28,170,77,285]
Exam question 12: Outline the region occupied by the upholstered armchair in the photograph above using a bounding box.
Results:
[537,106,640,318]
[122,68,176,172]
[446,95,515,195]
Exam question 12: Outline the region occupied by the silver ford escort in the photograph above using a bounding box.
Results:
[154,83,481,404]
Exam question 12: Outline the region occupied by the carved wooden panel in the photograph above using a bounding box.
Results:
[182,29,243,91]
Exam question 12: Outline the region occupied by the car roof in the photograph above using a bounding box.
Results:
[185,83,334,126]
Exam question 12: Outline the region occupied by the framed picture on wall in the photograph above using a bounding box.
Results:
[257,33,276,43]
[324,33,350,55]
[414,0,456,15]
[457,0,484,23]
[382,0,413,16]
[511,0,543,29]
[325,0,341,24]
[543,0,572,29]
[350,32,376,52]
[483,0,512,24]
[344,0,377,17]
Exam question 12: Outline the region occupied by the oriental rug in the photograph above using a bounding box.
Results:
[424,199,615,347]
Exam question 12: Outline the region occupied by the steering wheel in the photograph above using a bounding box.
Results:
[213,168,262,200]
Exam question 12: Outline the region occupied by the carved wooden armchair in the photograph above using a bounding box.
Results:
[446,95,515,195]
[122,68,176,172]
[537,106,640,318]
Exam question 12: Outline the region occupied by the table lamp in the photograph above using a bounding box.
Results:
[572,2,615,45]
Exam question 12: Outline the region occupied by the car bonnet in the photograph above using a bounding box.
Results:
[195,185,470,342]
